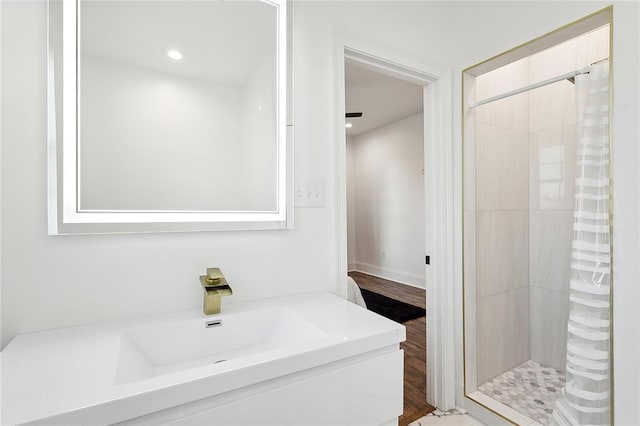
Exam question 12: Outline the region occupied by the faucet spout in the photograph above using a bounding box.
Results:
[199,268,233,315]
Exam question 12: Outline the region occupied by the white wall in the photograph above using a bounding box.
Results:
[348,114,425,288]
[346,135,357,266]
[0,5,4,415]
[610,5,640,423]
[240,52,278,211]
[80,53,278,212]
[1,1,638,423]
[80,55,251,211]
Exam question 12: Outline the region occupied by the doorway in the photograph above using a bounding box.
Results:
[344,58,431,424]
[332,38,456,417]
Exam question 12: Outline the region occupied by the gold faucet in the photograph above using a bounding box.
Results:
[199,267,233,315]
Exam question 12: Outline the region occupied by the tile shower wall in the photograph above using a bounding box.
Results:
[474,27,609,384]
[475,58,530,386]
[527,26,609,372]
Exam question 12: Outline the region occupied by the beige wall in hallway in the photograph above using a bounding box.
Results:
[347,113,425,288]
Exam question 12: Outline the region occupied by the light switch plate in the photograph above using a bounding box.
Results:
[294,181,325,207]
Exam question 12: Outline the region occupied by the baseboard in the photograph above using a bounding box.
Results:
[350,262,426,289]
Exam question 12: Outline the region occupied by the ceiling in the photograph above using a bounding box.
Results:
[80,1,277,86]
[345,59,423,136]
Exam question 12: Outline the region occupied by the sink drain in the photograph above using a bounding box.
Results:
[205,319,223,328]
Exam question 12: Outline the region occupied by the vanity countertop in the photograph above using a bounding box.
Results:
[1,292,405,425]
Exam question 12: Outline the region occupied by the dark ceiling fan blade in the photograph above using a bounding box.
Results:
[345,112,363,118]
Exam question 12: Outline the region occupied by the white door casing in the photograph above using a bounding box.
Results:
[332,34,456,410]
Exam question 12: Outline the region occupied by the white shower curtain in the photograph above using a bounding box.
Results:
[552,61,611,426]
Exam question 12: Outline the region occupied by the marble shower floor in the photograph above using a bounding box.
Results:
[477,360,565,425]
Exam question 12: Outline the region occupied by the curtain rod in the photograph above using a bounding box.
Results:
[468,67,590,110]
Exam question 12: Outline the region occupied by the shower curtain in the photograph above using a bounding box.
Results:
[552,61,611,426]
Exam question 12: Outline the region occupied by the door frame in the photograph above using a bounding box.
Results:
[332,34,456,410]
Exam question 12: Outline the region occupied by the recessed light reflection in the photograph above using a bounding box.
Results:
[167,50,183,61]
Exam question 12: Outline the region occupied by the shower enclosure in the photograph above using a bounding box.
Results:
[463,10,612,426]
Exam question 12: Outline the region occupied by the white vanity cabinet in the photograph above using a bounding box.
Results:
[1,293,405,426]
[122,349,403,426]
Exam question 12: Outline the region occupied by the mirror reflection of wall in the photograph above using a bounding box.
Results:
[78,1,277,212]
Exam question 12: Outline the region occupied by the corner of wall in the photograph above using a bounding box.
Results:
[0,0,4,351]
[612,3,640,424]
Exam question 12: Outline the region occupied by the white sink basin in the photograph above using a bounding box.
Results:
[115,306,327,384]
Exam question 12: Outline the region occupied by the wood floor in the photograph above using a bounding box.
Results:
[348,271,435,425]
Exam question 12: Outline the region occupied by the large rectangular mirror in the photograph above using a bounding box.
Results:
[48,0,292,234]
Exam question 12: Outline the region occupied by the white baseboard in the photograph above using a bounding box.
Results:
[349,262,426,289]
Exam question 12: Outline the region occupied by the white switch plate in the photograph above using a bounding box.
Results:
[294,181,324,207]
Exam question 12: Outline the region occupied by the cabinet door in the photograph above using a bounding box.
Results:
[130,350,404,426]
